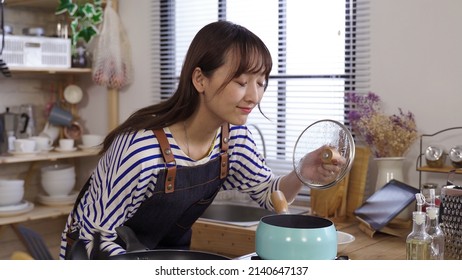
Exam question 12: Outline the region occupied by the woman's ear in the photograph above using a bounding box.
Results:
[192,67,205,93]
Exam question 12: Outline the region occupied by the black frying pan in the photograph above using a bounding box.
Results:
[68,226,230,260]
[109,249,230,260]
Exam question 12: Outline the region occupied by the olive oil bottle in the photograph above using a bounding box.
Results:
[406,193,431,260]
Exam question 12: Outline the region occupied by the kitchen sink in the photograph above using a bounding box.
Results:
[199,201,309,227]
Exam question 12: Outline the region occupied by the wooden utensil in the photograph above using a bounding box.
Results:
[321,147,341,164]
[271,190,290,214]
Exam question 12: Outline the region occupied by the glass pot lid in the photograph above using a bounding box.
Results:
[293,119,355,190]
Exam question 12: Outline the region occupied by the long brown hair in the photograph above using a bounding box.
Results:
[100,21,273,154]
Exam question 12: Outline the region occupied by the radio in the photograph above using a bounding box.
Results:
[0,35,71,69]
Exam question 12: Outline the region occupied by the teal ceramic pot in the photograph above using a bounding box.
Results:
[256,214,337,260]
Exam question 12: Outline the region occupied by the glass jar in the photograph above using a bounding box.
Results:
[425,145,446,168]
[449,145,462,168]
[71,42,91,68]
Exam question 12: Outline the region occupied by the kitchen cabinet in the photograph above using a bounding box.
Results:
[416,127,462,190]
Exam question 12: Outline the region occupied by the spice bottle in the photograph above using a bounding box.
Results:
[406,193,431,260]
[426,189,445,260]
[422,182,440,211]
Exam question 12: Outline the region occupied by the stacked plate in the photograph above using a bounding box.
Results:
[0,200,35,217]
[37,191,78,206]
[39,164,77,206]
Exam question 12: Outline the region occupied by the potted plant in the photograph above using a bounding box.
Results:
[55,0,104,67]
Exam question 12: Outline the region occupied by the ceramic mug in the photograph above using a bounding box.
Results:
[30,136,53,151]
[59,139,74,150]
[48,105,73,127]
[39,122,60,143]
[13,139,36,153]
[64,121,83,140]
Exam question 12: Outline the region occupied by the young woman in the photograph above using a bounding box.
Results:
[60,21,344,259]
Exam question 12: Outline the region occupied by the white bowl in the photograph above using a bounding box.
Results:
[41,164,75,175]
[0,179,25,189]
[81,134,104,148]
[41,176,75,185]
[41,177,75,186]
[0,180,25,206]
[0,194,24,206]
[41,178,75,196]
[337,231,355,254]
[41,172,76,181]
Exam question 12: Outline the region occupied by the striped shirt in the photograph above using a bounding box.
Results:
[59,124,281,259]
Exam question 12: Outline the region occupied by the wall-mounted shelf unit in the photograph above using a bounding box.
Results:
[416,126,462,190]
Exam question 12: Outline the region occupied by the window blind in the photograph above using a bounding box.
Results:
[150,0,370,197]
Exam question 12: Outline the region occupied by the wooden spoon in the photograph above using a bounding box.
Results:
[271,190,290,214]
[271,148,340,215]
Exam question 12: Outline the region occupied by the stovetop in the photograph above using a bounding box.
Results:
[236,252,349,260]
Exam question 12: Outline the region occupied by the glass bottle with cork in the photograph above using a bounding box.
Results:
[406,193,432,260]
[422,182,440,211]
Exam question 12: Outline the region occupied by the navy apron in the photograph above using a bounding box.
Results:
[65,124,229,259]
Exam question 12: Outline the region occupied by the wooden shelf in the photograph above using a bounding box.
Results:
[0,150,98,226]
[417,165,462,174]
[416,127,462,188]
[9,67,92,75]
[0,149,100,164]
[5,0,57,9]
[0,0,118,243]
[5,0,101,10]
[0,204,72,226]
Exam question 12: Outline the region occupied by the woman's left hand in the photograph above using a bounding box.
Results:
[298,145,347,185]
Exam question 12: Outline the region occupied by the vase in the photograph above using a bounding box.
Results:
[374,157,405,192]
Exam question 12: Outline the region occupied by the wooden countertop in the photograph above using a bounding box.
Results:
[191,217,409,260]
[332,218,407,260]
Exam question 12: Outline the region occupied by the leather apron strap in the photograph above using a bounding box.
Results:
[219,123,229,179]
[153,128,176,193]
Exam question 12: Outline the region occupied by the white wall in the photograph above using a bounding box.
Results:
[91,0,462,191]
[369,0,462,189]
[79,0,154,135]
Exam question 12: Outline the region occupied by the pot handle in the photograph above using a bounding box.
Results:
[271,190,290,214]
[115,226,148,252]
[321,147,338,164]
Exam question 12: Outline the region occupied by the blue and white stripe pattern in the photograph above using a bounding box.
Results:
[59,124,281,259]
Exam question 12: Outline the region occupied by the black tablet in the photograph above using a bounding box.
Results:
[354,179,420,230]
